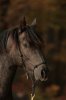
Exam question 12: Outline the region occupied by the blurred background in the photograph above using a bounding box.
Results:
[0,0,66,100]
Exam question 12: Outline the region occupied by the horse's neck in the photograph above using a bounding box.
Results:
[8,46,22,66]
[0,54,17,99]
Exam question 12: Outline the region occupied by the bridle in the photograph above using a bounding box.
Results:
[18,41,46,76]
[17,30,47,98]
[16,27,46,77]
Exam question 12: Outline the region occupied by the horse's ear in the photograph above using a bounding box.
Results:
[6,33,17,52]
[31,18,36,27]
[20,16,26,28]
[19,16,26,33]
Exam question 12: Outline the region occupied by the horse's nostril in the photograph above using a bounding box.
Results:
[41,70,45,78]
[41,67,49,79]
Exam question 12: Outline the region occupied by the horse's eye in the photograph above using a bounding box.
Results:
[23,43,29,48]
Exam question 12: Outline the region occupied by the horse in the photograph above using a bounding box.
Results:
[0,17,48,100]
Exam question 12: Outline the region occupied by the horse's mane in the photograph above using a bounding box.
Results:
[0,30,9,51]
[0,25,41,52]
[0,27,18,52]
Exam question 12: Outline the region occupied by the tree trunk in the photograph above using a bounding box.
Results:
[0,0,10,32]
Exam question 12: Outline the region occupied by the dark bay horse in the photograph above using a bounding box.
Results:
[0,18,48,100]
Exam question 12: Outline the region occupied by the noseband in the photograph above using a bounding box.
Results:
[34,62,45,70]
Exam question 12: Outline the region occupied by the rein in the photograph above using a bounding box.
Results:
[17,43,45,98]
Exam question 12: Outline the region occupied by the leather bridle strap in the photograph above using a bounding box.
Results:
[34,62,45,69]
[17,43,27,70]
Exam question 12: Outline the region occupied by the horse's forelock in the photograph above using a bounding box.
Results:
[25,26,41,47]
